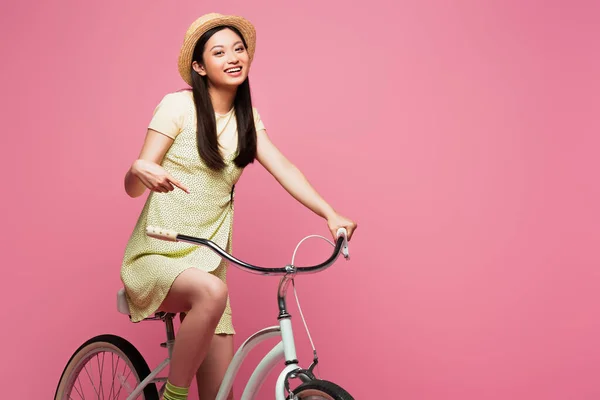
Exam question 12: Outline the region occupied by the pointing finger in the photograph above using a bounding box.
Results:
[168,175,190,194]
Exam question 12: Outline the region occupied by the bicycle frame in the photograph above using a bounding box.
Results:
[126,275,306,400]
[217,323,293,400]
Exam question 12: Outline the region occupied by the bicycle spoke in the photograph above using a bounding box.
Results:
[101,352,107,400]
[113,357,127,399]
[107,352,115,400]
[100,351,110,398]
[116,360,135,399]
[112,353,133,399]
[95,353,105,400]
[112,353,121,400]
[83,362,101,398]
[73,374,86,399]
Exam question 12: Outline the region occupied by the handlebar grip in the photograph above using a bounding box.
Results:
[146,226,178,242]
[336,228,350,260]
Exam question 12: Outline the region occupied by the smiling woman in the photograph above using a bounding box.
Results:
[115,12,357,400]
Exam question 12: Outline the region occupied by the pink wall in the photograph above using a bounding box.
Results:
[2,0,599,398]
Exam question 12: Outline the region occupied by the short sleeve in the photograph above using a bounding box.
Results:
[253,107,266,132]
[148,93,185,139]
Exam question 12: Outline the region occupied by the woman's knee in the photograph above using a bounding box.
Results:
[161,269,228,315]
[201,276,228,310]
[188,273,228,315]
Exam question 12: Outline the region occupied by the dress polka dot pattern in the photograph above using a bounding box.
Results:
[120,90,265,333]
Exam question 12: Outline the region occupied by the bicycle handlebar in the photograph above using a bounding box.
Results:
[145,225,350,276]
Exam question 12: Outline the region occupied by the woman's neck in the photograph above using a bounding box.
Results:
[208,85,237,114]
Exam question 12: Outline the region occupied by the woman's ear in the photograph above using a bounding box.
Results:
[192,61,207,76]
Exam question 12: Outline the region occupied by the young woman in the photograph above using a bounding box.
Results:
[120,13,357,400]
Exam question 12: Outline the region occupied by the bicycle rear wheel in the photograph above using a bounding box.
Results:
[54,334,159,400]
[293,379,354,400]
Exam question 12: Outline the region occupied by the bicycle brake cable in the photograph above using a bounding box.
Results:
[291,234,335,379]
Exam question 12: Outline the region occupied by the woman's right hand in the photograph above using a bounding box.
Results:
[131,159,190,194]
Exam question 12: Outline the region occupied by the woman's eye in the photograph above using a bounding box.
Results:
[235,47,245,52]
[214,51,224,56]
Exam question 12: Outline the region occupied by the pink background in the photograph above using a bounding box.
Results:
[1,0,599,398]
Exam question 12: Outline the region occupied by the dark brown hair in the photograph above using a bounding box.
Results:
[190,25,257,171]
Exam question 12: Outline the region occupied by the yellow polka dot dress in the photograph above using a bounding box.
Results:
[120,90,265,333]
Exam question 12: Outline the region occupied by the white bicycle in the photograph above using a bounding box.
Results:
[54,225,355,400]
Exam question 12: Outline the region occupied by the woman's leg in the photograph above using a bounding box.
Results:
[157,268,228,391]
[196,334,235,399]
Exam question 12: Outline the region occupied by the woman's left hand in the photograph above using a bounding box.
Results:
[327,213,358,241]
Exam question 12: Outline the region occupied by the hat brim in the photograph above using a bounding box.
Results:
[178,14,256,86]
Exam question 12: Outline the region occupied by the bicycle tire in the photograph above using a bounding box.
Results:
[54,334,159,400]
[293,379,355,400]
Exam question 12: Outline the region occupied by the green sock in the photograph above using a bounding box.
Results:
[163,380,189,400]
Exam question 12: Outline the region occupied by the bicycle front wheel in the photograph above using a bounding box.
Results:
[54,334,159,400]
[293,379,355,400]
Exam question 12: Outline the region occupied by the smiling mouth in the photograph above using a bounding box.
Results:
[225,67,242,73]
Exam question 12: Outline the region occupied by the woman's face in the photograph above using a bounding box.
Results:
[194,28,250,88]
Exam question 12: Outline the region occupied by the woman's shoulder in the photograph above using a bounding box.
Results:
[150,89,194,119]
[148,89,193,138]
[155,89,193,108]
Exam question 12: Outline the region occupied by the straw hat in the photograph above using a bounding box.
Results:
[177,13,257,86]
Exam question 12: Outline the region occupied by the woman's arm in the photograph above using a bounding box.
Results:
[256,129,357,240]
[124,129,190,198]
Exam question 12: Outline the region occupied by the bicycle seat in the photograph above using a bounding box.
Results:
[116,288,130,315]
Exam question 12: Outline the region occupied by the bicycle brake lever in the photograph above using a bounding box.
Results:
[336,228,350,260]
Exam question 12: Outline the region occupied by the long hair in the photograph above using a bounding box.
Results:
[190,26,257,171]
